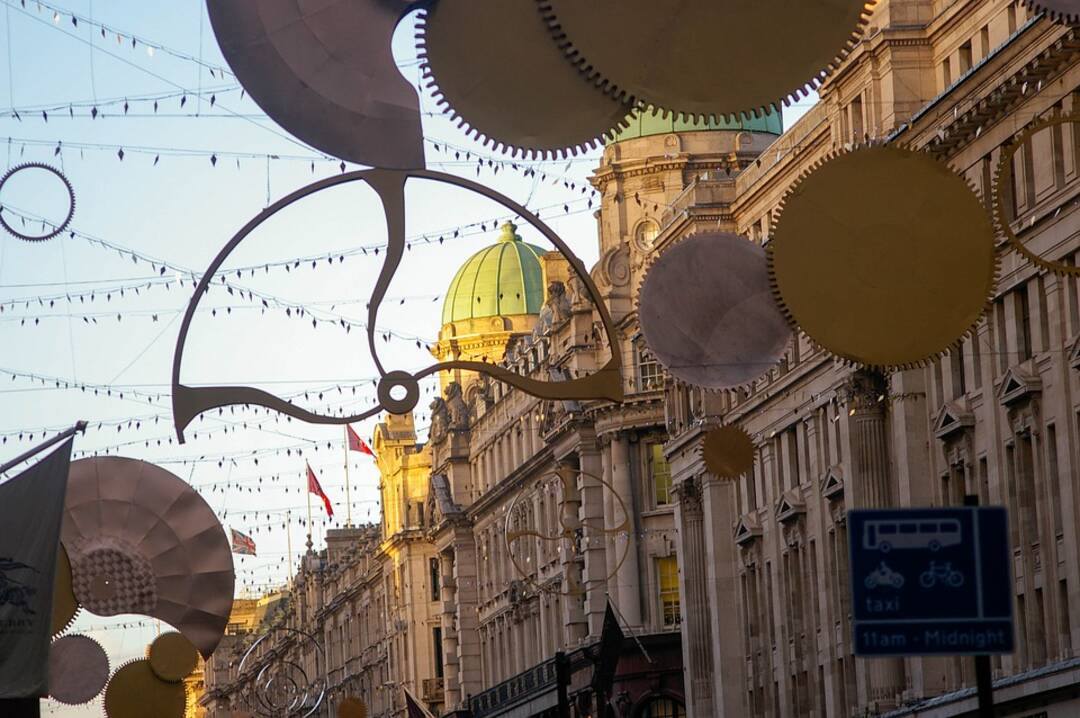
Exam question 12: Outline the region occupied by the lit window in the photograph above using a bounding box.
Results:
[635,219,660,250]
[649,444,672,506]
[642,697,686,718]
[636,340,662,391]
[658,556,681,629]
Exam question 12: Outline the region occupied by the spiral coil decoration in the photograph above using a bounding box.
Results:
[237,627,327,717]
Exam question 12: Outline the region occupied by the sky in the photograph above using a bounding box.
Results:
[0,2,814,715]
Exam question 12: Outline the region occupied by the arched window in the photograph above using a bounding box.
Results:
[640,697,686,718]
[634,219,660,251]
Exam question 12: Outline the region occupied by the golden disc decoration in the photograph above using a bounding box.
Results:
[702,426,756,480]
[338,697,369,718]
[148,631,199,683]
[768,146,997,370]
[103,659,188,718]
[539,0,875,120]
[993,112,1080,276]
[417,0,632,157]
[51,543,79,637]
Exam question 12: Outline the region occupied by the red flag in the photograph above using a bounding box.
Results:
[306,463,334,518]
[230,528,257,556]
[346,425,375,457]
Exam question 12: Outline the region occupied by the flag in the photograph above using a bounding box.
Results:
[404,686,436,718]
[346,425,375,457]
[306,463,334,518]
[230,528,256,556]
[0,439,73,698]
[591,601,626,698]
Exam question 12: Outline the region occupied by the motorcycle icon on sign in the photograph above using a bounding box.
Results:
[864,561,905,589]
[919,561,964,588]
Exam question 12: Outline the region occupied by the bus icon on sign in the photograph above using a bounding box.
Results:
[863,519,963,553]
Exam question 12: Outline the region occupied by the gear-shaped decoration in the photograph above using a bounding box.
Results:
[993,112,1080,276]
[171,169,623,441]
[0,162,76,242]
[338,697,369,718]
[63,457,235,659]
[1021,0,1080,24]
[638,232,791,390]
[417,0,633,158]
[147,631,200,683]
[538,0,877,121]
[47,634,109,706]
[51,542,80,638]
[702,425,756,480]
[768,145,997,370]
[103,659,189,718]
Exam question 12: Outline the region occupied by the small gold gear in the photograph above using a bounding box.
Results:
[103,659,188,718]
[418,0,633,157]
[768,145,997,370]
[51,543,79,637]
[993,111,1080,276]
[539,0,876,121]
[339,697,369,718]
[702,426,756,480]
[147,631,199,683]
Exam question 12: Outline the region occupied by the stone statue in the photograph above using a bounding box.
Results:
[445,381,470,430]
[429,396,449,442]
[534,281,572,338]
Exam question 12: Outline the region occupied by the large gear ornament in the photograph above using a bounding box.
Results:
[768,145,998,370]
[103,659,189,718]
[993,112,1080,276]
[417,0,634,157]
[0,162,76,242]
[538,0,876,121]
[47,634,110,705]
[51,542,80,637]
[638,232,791,390]
[1021,0,1080,24]
[702,425,756,480]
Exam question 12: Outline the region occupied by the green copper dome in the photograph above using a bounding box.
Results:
[442,222,547,325]
[609,109,782,143]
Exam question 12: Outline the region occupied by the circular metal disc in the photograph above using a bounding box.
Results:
[769,146,997,370]
[540,0,872,119]
[48,634,109,705]
[103,660,188,718]
[638,232,791,389]
[339,697,369,718]
[702,426,756,480]
[51,543,79,637]
[148,632,199,683]
[419,0,632,156]
[1022,0,1080,23]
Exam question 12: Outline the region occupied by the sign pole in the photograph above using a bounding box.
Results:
[343,427,353,528]
[965,494,994,717]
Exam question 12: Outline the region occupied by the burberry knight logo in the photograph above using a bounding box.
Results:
[0,557,40,616]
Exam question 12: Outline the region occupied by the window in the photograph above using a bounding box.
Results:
[649,443,673,506]
[641,698,686,718]
[959,41,973,74]
[433,626,444,678]
[634,219,660,251]
[658,556,681,629]
[430,557,441,602]
[636,339,663,391]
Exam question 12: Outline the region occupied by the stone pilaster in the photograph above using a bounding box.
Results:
[610,433,642,626]
[579,447,609,638]
[674,476,714,716]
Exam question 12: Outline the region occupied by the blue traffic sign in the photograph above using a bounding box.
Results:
[848,507,1014,656]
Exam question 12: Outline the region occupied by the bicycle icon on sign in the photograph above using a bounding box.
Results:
[919,561,964,588]
[863,518,963,553]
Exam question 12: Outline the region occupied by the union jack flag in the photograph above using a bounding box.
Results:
[230,528,257,556]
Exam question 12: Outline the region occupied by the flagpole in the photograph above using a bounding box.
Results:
[344,427,353,528]
[286,510,294,584]
[306,464,313,553]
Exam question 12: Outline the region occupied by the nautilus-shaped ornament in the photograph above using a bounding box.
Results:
[170,169,623,441]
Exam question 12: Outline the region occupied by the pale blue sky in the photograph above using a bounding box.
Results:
[0,3,814,715]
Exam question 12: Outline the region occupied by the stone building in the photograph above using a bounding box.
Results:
[202,1,1080,716]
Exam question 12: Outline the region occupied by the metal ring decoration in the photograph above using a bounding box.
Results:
[0,162,76,242]
[237,627,327,718]
[993,111,1080,276]
[504,467,630,596]
[171,168,623,442]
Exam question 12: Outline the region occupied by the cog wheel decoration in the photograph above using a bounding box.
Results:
[768,145,997,370]
[148,631,199,683]
[63,457,235,659]
[103,659,188,718]
[47,634,109,705]
[505,467,630,596]
[993,112,1080,276]
[702,426,755,480]
[51,542,80,638]
[417,0,633,158]
[539,0,876,121]
[205,0,426,169]
[638,232,791,390]
[1021,0,1080,24]
[171,169,623,442]
[338,697,369,718]
[0,162,75,242]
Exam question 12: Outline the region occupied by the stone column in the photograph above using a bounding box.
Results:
[674,477,714,716]
[452,535,483,703]
[600,437,618,606]
[557,464,588,644]
[610,433,641,625]
[579,447,609,638]
[441,551,461,708]
[842,370,904,709]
